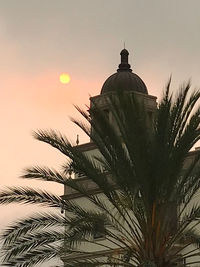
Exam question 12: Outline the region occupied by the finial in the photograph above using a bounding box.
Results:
[123,41,125,49]
[117,48,132,72]
[76,134,79,145]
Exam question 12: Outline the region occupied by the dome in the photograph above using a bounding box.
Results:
[101,49,148,95]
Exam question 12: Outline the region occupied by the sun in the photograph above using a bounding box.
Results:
[59,73,71,84]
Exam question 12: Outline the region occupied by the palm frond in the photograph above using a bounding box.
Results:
[22,166,68,184]
[0,187,63,208]
[1,212,65,246]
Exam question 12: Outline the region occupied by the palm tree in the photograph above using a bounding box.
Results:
[0,80,200,267]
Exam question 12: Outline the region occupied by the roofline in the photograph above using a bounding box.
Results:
[90,90,157,101]
[75,142,97,152]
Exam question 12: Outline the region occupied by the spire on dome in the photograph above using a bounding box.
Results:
[117,49,132,72]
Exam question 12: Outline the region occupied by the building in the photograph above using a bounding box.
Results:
[62,49,200,266]
[64,48,157,194]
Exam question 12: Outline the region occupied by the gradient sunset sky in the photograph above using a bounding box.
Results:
[1,0,200,266]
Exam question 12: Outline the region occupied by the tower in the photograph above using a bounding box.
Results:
[62,49,157,264]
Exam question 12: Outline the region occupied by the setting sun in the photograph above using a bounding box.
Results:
[59,73,71,84]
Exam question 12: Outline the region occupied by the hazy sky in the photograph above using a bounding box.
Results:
[0,0,200,266]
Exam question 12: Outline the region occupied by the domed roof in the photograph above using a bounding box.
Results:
[101,49,148,95]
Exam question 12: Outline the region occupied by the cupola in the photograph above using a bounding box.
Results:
[101,49,148,95]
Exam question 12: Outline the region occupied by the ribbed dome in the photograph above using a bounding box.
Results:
[101,49,148,95]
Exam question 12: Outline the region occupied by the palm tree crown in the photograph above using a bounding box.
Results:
[0,81,200,267]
